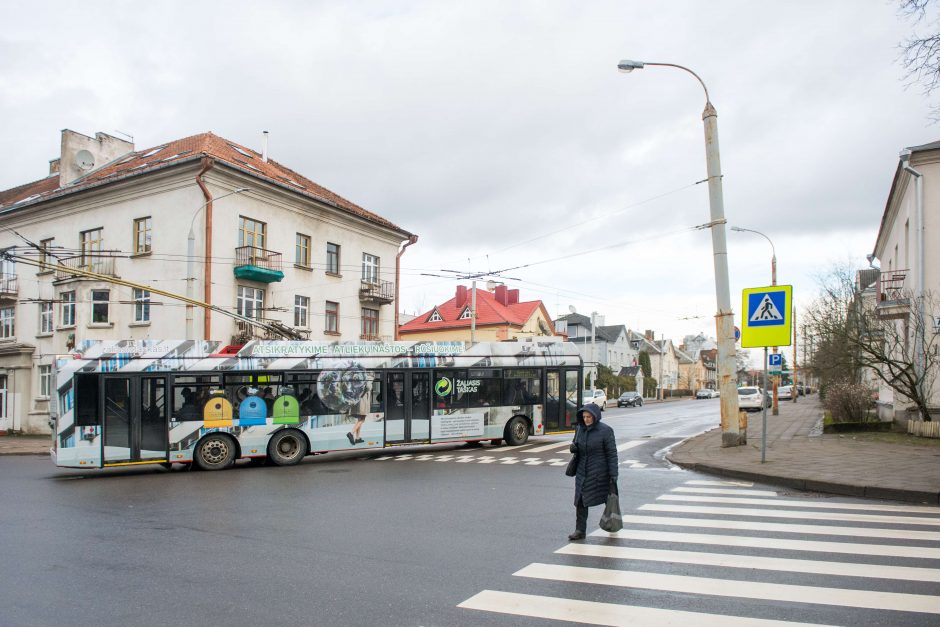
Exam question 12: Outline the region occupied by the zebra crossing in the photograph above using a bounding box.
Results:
[458,479,940,625]
[370,438,666,469]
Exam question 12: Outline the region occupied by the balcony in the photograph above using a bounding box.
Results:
[0,274,17,300]
[876,269,911,320]
[53,255,117,282]
[233,246,284,283]
[359,279,394,305]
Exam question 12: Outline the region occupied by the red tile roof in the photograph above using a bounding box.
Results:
[399,286,546,333]
[0,132,410,235]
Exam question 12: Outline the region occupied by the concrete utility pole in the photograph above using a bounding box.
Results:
[470,280,477,343]
[619,59,742,446]
[590,311,597,391]
[792,310,798,403]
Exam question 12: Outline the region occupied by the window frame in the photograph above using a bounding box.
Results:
[361,307,379,339]
[39,301,54,334]
[60,291,76,327]
[133,216,152,254]
[133,288,151,323]
[238,216,266,250]
[294,295,310,328]
[38,364,52,398]
[0,306,14,339]
[325,301,339,333]
[326,242,341,275]
[236,285,265,319]
[80,228,103,269]
[90,289,110,324]
[38,238,54,274]
[362,253,379,284]
[295,233,311,267]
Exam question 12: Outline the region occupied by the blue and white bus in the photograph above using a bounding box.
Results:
[51,339,583,471]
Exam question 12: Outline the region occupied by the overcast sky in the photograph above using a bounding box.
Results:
[1,1,933,365]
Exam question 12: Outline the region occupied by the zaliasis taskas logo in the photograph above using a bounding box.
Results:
[434,376,453,397]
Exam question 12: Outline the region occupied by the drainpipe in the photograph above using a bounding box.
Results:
[394,235,418,340]
[900,149,925,415]
[196,157,215,340]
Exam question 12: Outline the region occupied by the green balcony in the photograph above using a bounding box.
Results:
[233,246,284,283]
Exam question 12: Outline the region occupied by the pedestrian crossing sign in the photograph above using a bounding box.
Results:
[741,285,792,348]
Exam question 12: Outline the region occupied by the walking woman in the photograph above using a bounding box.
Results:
[568,404,619,540]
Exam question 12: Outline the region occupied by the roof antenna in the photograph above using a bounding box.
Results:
[262,131,269,163]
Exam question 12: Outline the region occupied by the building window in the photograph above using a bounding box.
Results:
[39,238,54,272]
[427,309,443,323]
[295,233,311,267]
[133,217,152,254]
[39,365,52,398]
[237,286,265,319]
[39,302,54,334]
[361,307,379,339]
[91,289,110,324]
[327,242,340,274]
[0,307,14,339]
[294,295,309,327]
[362,253,379,284]
[60,291,75,327]
[238,216,266,250]
[80,228,103,269]
[325,301,339,333]
[133,288,151,322]
[458,307,472,320]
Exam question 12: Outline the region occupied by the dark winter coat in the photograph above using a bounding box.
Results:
[572,404,619,507]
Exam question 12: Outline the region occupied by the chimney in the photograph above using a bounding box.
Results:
[58,129,134,186]
[455,285,468,308]
[645,329,654,341]
[507,289,520,305]
[49,158,60,175]
[494,285,509,306]
[262,130,269,163]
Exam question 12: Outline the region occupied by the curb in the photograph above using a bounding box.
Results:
[666,458,940,505]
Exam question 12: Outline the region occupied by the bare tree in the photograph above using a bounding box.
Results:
[803,265,938,421]
[899,0,940,118]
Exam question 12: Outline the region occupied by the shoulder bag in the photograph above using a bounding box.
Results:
[564,427,579,477]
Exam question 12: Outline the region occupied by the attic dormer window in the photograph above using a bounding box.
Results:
[229,144,254,159]
[428,309,443,323]
[138,145,167,159]
[458,307,472,320]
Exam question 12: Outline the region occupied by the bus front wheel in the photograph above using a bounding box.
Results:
[194,434,237,471]
[267,429,308,466]
[504,417,529,446]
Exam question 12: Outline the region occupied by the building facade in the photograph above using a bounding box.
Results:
[0,130,415,433]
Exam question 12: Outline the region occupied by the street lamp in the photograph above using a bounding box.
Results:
[186,187,251,340]
[618,59,742,446]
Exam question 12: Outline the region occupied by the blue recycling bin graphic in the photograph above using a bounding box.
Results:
[238,395,267,427]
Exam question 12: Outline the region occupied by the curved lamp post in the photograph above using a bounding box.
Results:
[618,59,742,446]
[186,187,251,340]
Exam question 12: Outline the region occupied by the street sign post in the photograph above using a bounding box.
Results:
[741,285,793,463]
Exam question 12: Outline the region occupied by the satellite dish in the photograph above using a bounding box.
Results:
[568,305,577,314]
[485,280,501,291]
[75,150,95,171]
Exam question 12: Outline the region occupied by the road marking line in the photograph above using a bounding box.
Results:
[613,514,940,541]
[660,494,940,514]
[686,479,754,487]
[556,543,940,583]
[413,454,435,461]
[514,563,940,615]
[373,455,395,461]
[476,458,497,464]
[499,458,520,464]
[671,487,778,497]
[393,455,413,461]
[457,590,825,627]
[630,463,648,468]
[522,457,543,465]
[454,456,476,463]
[588,528,940,559]
[433,455,454,462]
[548,461,568,466]
[617,440,644,452]
[525,441,572,453]
[640,503,940,527]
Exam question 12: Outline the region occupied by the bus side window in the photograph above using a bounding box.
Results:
[75,374,100,426]
[370,377,383,413]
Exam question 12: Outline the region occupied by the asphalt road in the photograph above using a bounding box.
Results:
[2,398,938,626]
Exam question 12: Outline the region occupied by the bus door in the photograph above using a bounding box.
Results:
[544,368,581,432]
[102,375,168,466]
[384,371,431,444]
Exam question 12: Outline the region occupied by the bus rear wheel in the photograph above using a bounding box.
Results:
[268,429,308,466]
[504,416,529,446]
[195,434,236,471]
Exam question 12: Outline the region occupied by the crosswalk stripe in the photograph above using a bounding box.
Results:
[617,514,940,541]
[686,479,754,487]
[454,455,476,463]
[457,590,826,626]
[588,527,940,559]
[640,503,940,527]
[556,543,940,582]
[525,441,572,453]
[659,494,940,514]
[514,563,940,615]
[617,440,644,452]
[671,487,779,497]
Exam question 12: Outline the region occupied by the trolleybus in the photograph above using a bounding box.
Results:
[51,339,583,471]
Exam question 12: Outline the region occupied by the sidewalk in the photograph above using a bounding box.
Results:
[0,434,51,456]
[667,396,940,504]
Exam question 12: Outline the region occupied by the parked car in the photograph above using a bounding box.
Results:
[582,389,607,410]
[617,391,643,407]
[737,386,770,412]
[695,389,715,399]
[778,385,793,400]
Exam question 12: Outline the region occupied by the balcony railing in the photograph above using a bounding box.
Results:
[233,246,284,283]
[54,255,117,281]
[0,273,17,297]
[359,279,394,305]
[876,269,911,320]
[232,317,309,343]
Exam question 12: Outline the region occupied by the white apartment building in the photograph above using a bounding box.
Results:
[0,130,416,434]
